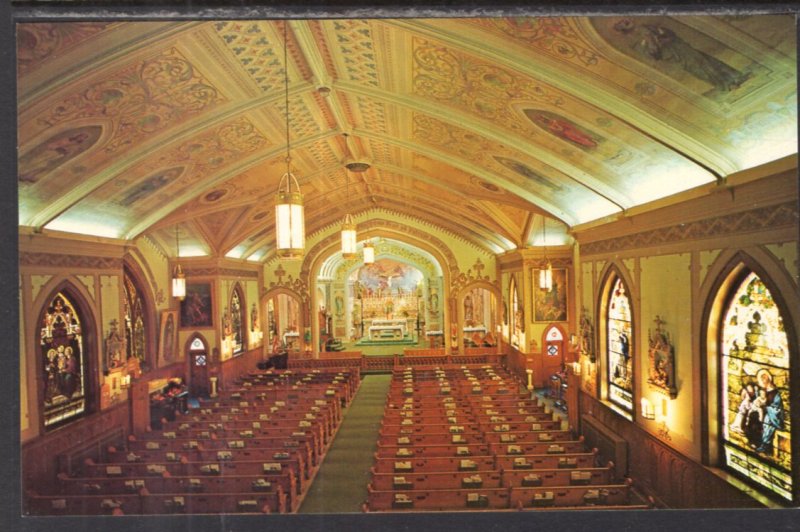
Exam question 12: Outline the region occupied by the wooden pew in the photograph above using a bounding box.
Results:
[369,469,503,491]
[499,466,615,488]
[371,455,496,474]
[374,443,492,458]
[26,491,283,515]
[508,479,634,509]
[494,450,598,471]
[378,432,487,447]
[365,486,511,511]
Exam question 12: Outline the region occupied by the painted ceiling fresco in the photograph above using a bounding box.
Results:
[16,14,797,260]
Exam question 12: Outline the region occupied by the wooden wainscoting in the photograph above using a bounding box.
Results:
[578,392,764,509]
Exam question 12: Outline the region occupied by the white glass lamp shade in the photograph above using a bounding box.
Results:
[172,264,186,300]
[341,214,357,259]
[275,173,305,260]
[362,242,375,264]
[539,261,553,291]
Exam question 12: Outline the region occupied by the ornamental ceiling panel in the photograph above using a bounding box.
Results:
[15,13,796,261]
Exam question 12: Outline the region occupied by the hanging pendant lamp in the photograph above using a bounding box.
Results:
[341,165,357,259]
[362,241,375,264]
[172,225,186,300]
[275,20,305,260]
[539,217,553,291]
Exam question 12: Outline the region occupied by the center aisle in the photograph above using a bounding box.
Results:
[299,373,392,513]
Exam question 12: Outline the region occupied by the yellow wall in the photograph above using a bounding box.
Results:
[574,167,799,463]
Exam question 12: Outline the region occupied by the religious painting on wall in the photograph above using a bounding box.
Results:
[180,282,213,328]
[158,310,178,366]
[720,271,792,502]
[532,268,568,322]
[647,316,677,398]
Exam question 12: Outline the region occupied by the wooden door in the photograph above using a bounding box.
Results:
[189,351,209,397]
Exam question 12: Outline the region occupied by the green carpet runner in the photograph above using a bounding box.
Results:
[298,374,392,513]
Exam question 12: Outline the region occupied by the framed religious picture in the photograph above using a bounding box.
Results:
[180,282,214,328]
[532,268,568,322]
[647,316,677,398]
[158,310,178,366]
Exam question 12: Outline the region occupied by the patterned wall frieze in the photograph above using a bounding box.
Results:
[580,201,799,256]
[183,267,259,279]
[522,257,573,269]
[18,22,119,76]
[20,252,123,270]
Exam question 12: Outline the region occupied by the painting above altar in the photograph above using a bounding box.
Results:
[353,259,424,296]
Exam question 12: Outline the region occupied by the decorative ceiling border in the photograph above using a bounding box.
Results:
[20,252,123,270]
[183,267,259,278]
[580,201,798,256]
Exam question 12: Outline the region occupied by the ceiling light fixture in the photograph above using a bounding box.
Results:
[275,20,305,260]
[539,217,553,291]
[172,225,186,300]
[362,240,375,265]
[341,161,357,259]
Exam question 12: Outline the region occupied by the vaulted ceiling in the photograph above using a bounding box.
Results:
[17,15,797,260]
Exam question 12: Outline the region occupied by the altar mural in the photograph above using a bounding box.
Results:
[350,259,425,343]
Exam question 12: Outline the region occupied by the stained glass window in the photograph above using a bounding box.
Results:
[123,269,147,366]
[720,271,791,502]
[231,288,244,355]
[40,292,87,428]
[607,276,633,414]
[510,277,520,345]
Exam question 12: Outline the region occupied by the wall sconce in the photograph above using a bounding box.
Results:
[570,361,581,375]
[121,374,132,389]
[640,398,655,420]
[569,333,577,348]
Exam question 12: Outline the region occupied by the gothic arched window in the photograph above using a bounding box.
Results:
[606,275,633,415]
[231,287,245,355]
[123,267,147,366]
[719,270,791,502]
[40,291,88,428]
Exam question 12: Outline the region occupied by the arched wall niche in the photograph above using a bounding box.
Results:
[455,280,502,355]
[301,223,457,356]
[260,286,307,355]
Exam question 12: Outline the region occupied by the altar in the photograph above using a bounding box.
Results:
[368,319,408,340]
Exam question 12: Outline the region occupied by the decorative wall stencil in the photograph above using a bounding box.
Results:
[357,96,389,135]
[212,21,284,93]
[580,201,798,255]
[19,125,103,184]
[17,22,117,74]
[330,20,380,87]
[413,38,564,132]
[532,268,568,322]
[525,109,604,150]
[116,167,183,207]
[494,156,563,191]
[647,316,677,398]
[37,48,224,154]
[475,17,600,67]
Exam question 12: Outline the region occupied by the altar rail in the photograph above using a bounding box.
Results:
[288,352,506,372]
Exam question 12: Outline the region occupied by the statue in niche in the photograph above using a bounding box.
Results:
[105,319,126,372]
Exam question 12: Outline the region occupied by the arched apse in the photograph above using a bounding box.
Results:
[301,220,457,355]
